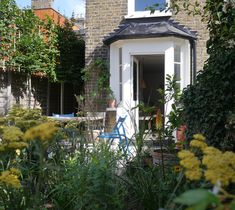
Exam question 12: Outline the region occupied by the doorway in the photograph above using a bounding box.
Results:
[133,54,165,123]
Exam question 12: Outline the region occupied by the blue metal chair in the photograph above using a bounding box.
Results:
[98,115,129,153]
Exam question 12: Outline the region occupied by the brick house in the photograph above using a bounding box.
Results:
[85,0,209,135]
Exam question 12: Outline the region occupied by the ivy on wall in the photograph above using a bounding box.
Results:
[180,0,235,150]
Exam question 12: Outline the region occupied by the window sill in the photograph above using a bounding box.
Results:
[125,10,172,19]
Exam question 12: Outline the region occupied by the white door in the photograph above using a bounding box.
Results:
[132,56,139,130]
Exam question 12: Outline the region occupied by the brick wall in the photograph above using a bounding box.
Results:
[85,0,127,110]
[85,0,209,108]
[34,8,66,26]
[172,1,209,71]
[85,0,127,63]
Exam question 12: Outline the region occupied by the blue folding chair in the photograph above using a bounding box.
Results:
[98,115,129,153]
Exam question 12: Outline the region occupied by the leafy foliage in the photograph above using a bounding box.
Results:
[51,144,126,210]
[0,0,85,85]
[181,0,235,149]
[0,0,19,68]
[56,20,85,86]
[0,0,59,80]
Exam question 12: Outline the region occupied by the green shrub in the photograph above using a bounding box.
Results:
[51,143,126,210]
[181,0,235,150]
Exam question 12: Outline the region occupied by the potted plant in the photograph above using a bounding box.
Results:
[107,89,116,108]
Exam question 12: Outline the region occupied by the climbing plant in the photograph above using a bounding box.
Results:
[179,0,235,150]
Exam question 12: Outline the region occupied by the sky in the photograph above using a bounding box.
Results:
[15,0,85,18]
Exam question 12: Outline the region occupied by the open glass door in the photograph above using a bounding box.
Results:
[132,56,139,129]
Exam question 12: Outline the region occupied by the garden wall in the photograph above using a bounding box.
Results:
[0,72,48,115]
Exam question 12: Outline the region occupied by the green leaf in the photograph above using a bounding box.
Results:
[230,201,235,210]
[174,189,220,209]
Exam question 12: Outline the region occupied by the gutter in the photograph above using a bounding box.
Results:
[190,39,197,84]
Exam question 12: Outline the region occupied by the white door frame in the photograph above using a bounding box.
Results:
[110,37,191,137]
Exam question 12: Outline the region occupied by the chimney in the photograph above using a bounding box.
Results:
[31,0,54,9]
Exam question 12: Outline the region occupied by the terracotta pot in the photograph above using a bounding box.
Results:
[108,99,116,108]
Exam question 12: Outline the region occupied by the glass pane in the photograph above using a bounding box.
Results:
[133,61,137,101]
[174,64,181,81]
[135,0,166,11]
[174,45,181,63]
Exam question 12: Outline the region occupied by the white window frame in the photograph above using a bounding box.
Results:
[174,45,182,90]
[126,0,172,18]
[119,48,123,102]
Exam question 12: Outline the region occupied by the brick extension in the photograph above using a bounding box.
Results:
[85,0,209,103]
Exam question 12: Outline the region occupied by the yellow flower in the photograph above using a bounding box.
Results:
[173,165,182,173]
[203,150,235,186]
[185,169,202,181]
[178,150,195,159]
[9,168,20,176]
[24,122,58,142]
[0,169,21,189]
[204,169,230,186]
[7,142,28,149]
[190,140,208,151]
[203,146,222,156]
[193,134,206,141]
[223,151,235,168]
[15,149,21,156]
[2,126,23,142]
[202,155,218,168]
[180,156,200,170]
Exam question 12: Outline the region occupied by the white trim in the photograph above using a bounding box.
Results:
[109,37,191,136]
[126,0,172,19]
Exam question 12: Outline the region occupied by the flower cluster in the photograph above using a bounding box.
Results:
[0,168,21,189]
[178,150,202,181]
[178,134,235,186]
[203,149,235,186]
[0,126,28,151]
[24,122,58,142]
[189,134,207,151]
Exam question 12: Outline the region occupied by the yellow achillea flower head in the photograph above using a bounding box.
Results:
[0,168,21,189]
[223,151,235,168]
[8,142,28,149]
[1,127,28,151]
[190,140,208,151]
[185,169,202,181]
[178,134,235,186]
[2,126,23,142]
[180,156,200,170]
[178,150,195,159]
[24,122,58,142]
[203,151,235,186]
[193,134,206,141]
[203,146,221,156]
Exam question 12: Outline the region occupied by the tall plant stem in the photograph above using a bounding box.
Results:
[159,130,165,179]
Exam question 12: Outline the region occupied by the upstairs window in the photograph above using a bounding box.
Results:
[135,0,167,11]
[127,0,171,18]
